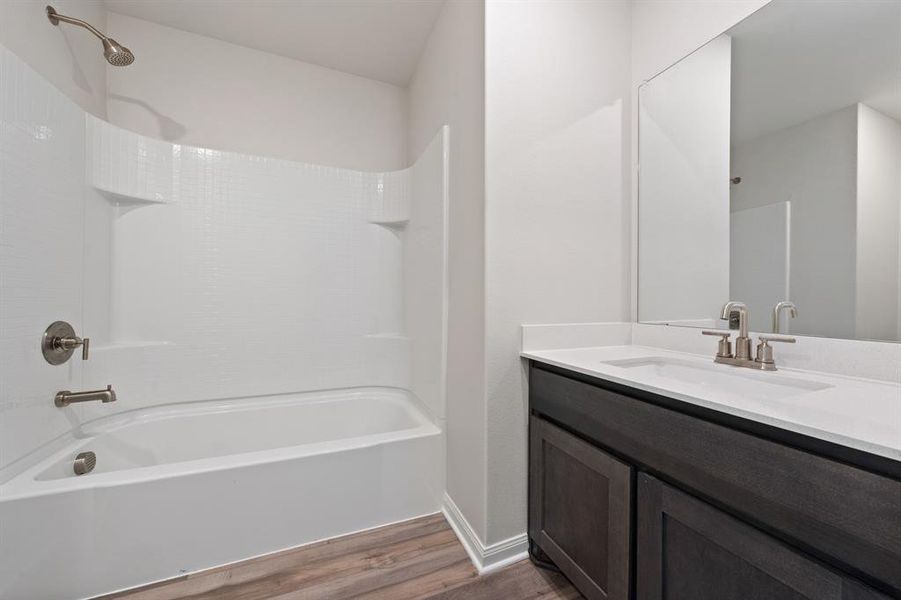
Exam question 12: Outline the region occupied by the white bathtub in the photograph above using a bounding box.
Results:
[0,388,441,600]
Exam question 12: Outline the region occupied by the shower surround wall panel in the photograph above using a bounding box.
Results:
[404,130,449,422]
[90,120,408,406]
[81,116,448,422]
[0,46,87,471]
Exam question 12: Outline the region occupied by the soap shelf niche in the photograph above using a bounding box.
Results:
[94,185,168,207]
[367,169,411,229]
[368,217,409,229]
[86,114,175,206]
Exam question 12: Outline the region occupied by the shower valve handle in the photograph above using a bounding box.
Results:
[58,335,90,360]
[41,321,89,364]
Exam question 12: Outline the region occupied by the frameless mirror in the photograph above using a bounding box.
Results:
[638,0,901,342]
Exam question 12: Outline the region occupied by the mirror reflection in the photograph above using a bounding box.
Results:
[638,0,901,342]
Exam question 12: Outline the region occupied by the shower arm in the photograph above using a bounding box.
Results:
[47,7,108,41]
[46,5,134,66]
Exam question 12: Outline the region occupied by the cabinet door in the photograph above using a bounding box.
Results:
[529,416,631,600]
[636,473,891,600]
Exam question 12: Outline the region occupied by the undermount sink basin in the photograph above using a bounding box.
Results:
[601,356,832,402]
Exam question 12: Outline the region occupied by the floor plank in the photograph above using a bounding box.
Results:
[105,514,453,600]
[350,557,477,599]
[427,560,584,600]
[104,513,582,600]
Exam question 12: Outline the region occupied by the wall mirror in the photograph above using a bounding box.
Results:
[638,0,901,342]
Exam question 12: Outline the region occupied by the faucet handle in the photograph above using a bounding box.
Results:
[702,330,733,358]
[702,330,731,337]
[755,335,796,368]
[758,335,796,345]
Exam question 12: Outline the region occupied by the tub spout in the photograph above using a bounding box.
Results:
[55,385,117,407]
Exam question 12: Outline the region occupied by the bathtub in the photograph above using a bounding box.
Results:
[0,388,442,600]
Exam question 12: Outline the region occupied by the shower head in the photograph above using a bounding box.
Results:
[46,6,135,66]
[102,38,135,67]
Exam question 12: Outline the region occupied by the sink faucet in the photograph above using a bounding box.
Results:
[55,385,117,407]
[720,301,751,360]
[772,301,797,334]
[704,302,796,371]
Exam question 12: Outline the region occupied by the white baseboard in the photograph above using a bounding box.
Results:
[441,492,529,574]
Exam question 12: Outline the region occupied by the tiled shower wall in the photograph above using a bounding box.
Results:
[0,45,447,473]
[0,45,88,472]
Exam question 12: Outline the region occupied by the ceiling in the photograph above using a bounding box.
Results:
[729,0,901,143]
[104,0,445,86]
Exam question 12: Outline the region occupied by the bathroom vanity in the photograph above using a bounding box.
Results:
[522,0,901,596]
[526,352,901,600]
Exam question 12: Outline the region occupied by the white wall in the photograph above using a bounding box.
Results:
[638,34,732,324]
[856,104,901,341]
[474,0,760,553]
[485,0,632,545]
[1,6,410,171]
[631,0,770,84]
[105,12,407,171]
[731,106,859,339]
[0,0,107,117]
[406,0,487,540]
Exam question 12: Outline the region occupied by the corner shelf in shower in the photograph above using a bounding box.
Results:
[94,185,169,206]
[368,217,410,229]
[85,114,176,205]
[367,167,411,228]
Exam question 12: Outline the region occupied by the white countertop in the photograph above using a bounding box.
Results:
[523,345,901,463]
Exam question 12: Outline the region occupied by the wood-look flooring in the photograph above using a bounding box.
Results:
[102,513,582,600]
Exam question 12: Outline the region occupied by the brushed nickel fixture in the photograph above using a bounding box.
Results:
[73,451,96,475]
[701,330,733,359]
[754,334,796,369]
[42,321,89,365]
[55,385,117,407]
[720,301,751,360]
[46,5,135,66]
[772,301,798,334]
[703,302,796,371]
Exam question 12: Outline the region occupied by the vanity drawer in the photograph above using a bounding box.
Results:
[529,365,901,594]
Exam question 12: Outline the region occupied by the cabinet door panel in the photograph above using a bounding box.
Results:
[636,473,891,600]
[529,416,631,600]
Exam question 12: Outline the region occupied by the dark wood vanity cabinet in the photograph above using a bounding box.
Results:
[529,416,631,600]
[636,474,891,600]
[527,362,901,600]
